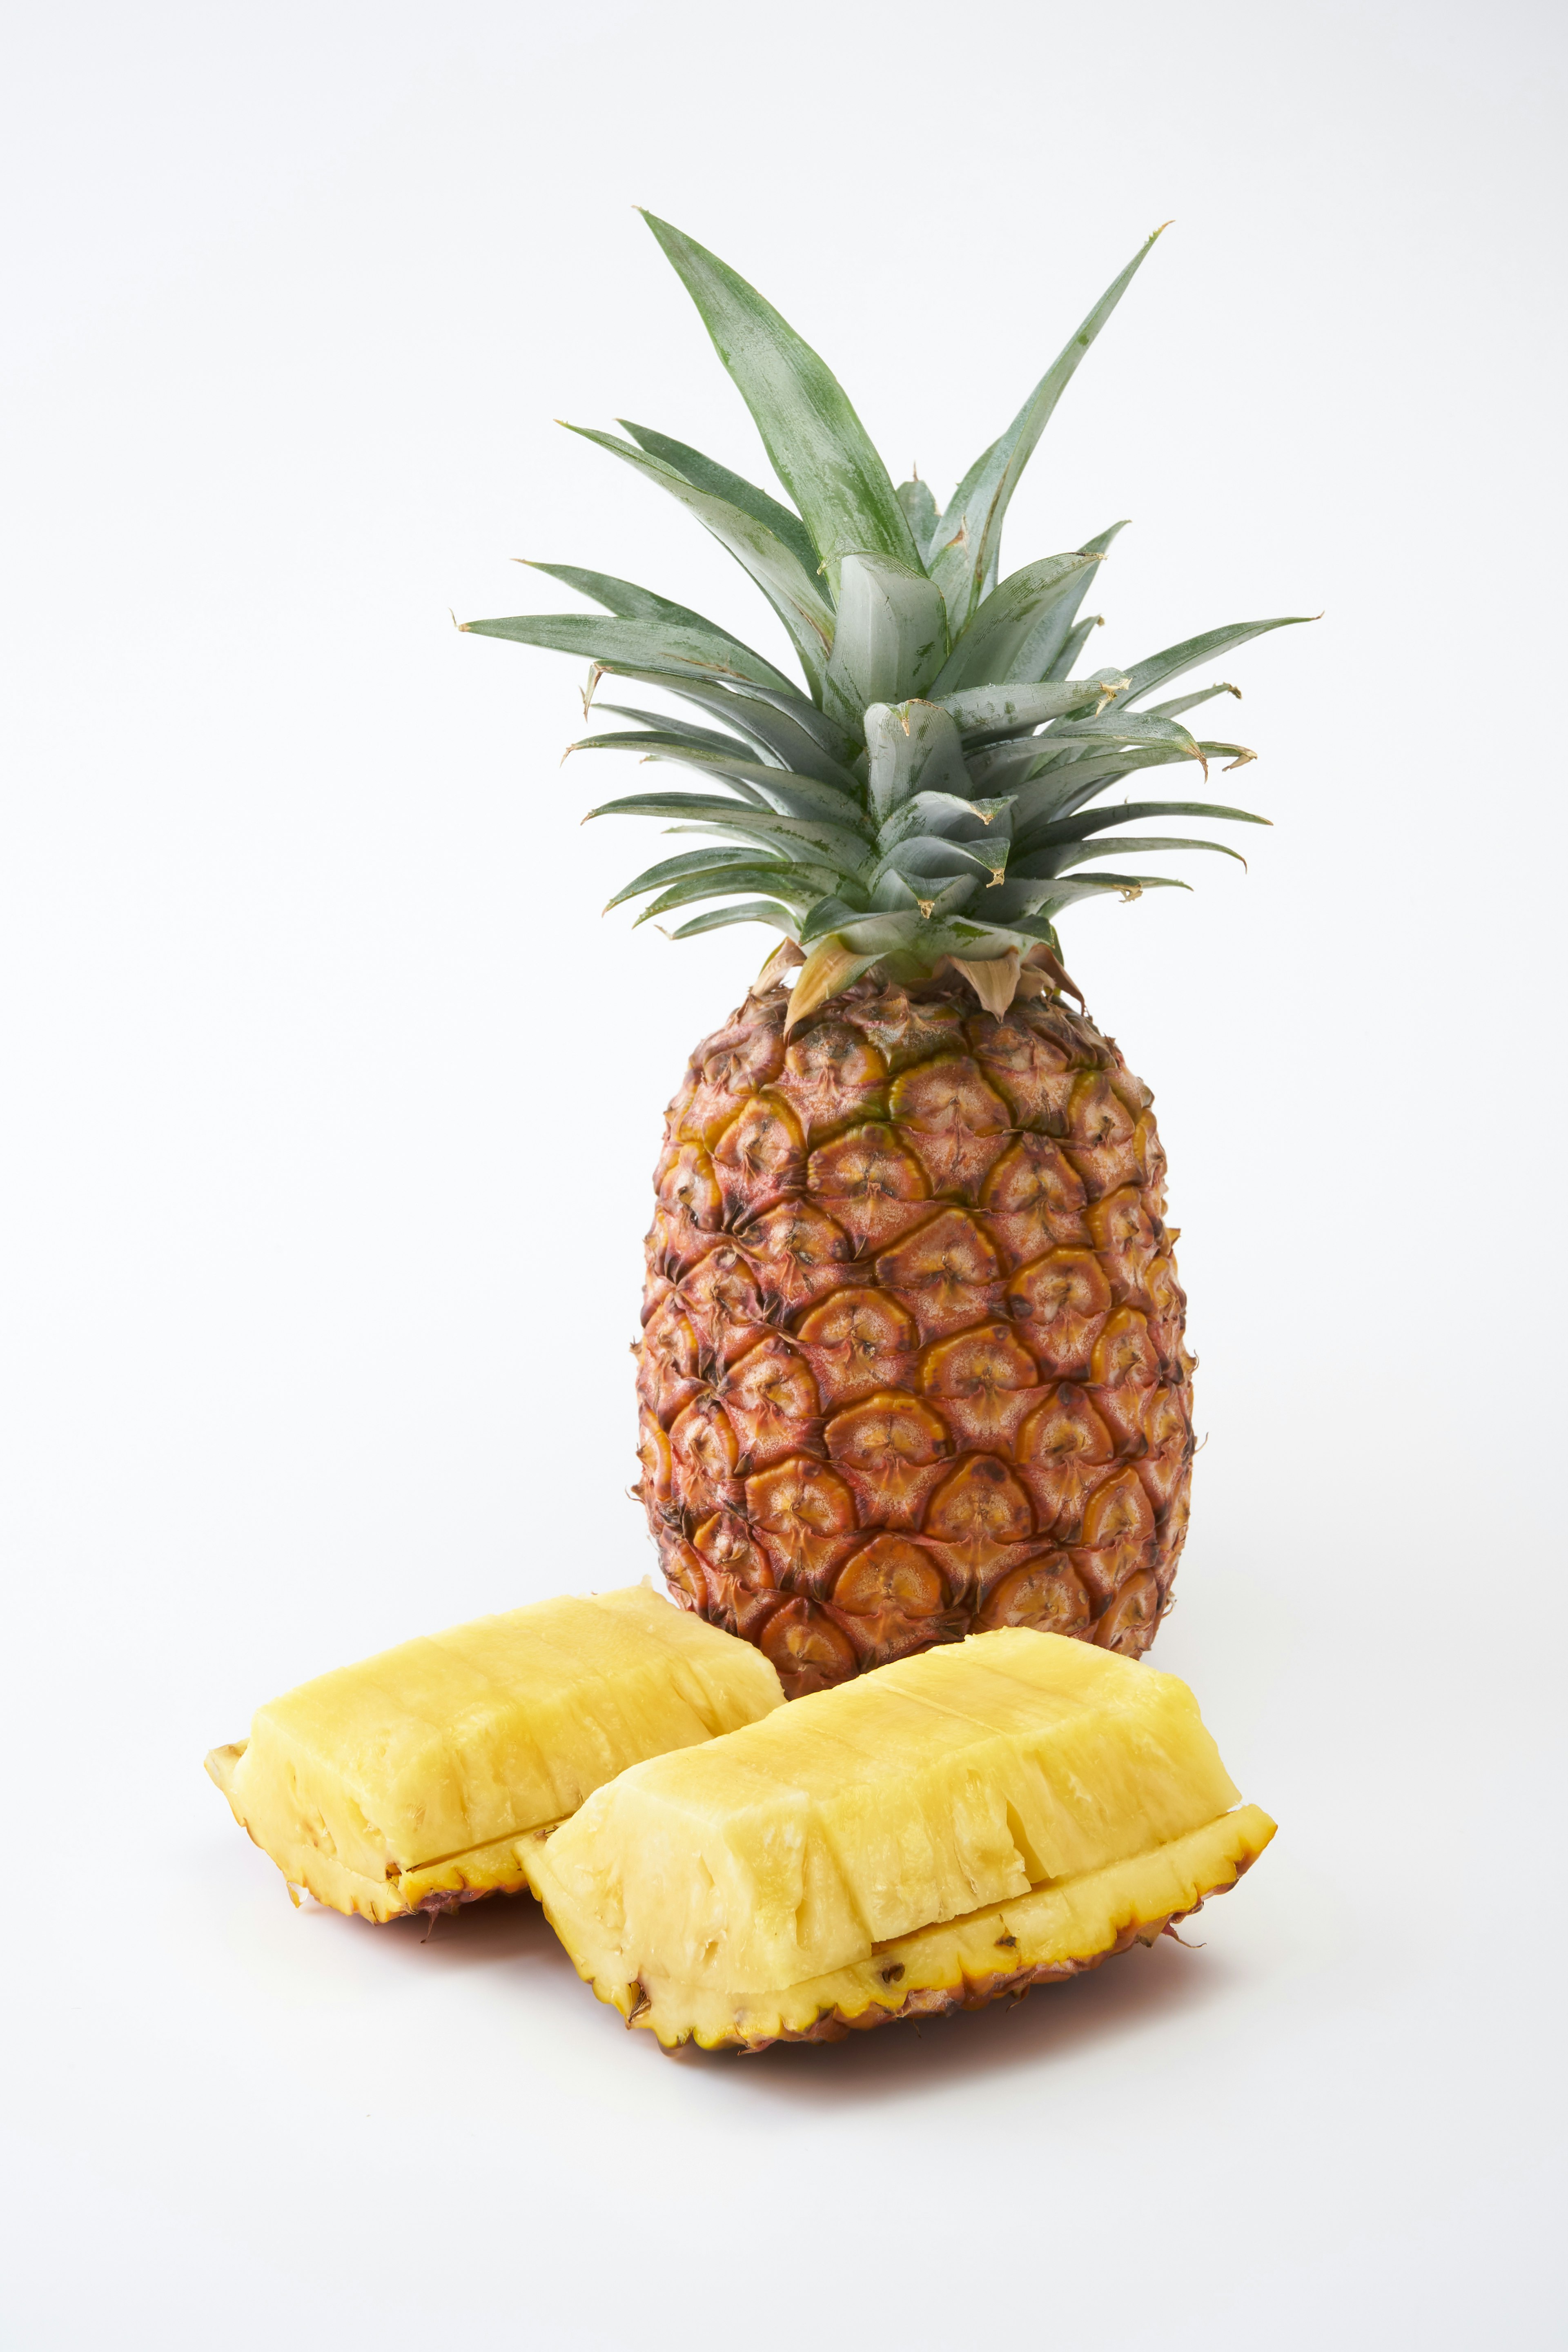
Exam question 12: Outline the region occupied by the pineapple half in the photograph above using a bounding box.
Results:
[463,214,1309,1689]
[524,1626,1274,2050]
[206,1584,782,1921]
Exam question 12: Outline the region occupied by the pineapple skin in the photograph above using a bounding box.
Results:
[638,969,1193,1696]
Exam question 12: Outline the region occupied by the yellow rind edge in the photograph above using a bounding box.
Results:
[526,1803,1277,2051]
[207,1739,555,1923]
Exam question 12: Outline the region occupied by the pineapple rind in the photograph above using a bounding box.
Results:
[207,1585,784,1918]
[204,1743,559,1921]
[530,1802,1275,2050]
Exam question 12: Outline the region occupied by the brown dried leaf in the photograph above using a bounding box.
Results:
[949,949,1021,1017]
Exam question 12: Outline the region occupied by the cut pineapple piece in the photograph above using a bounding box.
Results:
[207,1584,783,1921]
[524,1627,1274,2048]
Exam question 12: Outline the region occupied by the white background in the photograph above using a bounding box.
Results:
[3,3,1564,2345]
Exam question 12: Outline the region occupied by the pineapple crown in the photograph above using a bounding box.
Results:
[463,212,1309,1024]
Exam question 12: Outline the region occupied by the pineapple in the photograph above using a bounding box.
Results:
[206,1584,782,1920]
[465,215,1306,1695]
[524,1626,1275,2049]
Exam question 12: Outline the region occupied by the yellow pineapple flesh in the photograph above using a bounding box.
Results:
[524,1627,1273,2048]
[206,1584,783,1921]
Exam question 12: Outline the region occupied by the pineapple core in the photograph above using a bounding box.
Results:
[206,1584,784,1921]
[525,1627,1274,2049]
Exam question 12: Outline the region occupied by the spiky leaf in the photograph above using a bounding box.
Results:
[932,552,1106,695]
[463,609,793,693]
[560,425,835,696]
[928,229,1166,626]
[937,675,1121,735]
[670,899,798,939]
[637,865,827,922]
[620,420,820,578]
[641,746,871,834]
[605,845,786,910]
[574,716,762,762]
[822,553,948,728]
[1013,834,1249,881]
[1144,682,1242,721]
[586,790,873,876]
[863,699,971,822]
[641,213,920,593]
[608,669,857,776]
[896,477,940,559]
[1035,798,1269,843]
[1119,617,1315,705]
[1045,612,1106,680]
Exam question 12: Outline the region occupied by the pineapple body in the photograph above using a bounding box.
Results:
[462,216,1305,1697]
[207,1584,782,1919]
[638,969,1194,1695]
[525,1627,1273,2049]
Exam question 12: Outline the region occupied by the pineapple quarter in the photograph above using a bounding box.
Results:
[206,1584,784,1921]
[526,1627,1274,2049]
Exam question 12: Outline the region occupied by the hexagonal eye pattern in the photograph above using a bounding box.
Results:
[639,980,1191,1684]
[874,1207,1002,1341]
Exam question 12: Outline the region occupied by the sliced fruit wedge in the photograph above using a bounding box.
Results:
[207,1584,783,1921]
[523,1627,1274,2049]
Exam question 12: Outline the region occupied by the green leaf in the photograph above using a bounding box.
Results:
[822,552,949,728]
[922,919,1036,961]
[1042,708,1206,764]
[608,668,857,778]
[517,561,726,632]
[576,711,759,760]
[567,730,771,807]
[1025,522,1126,678]
[863,698,970,823]
[559,425,835,699]
[931,552,1106,695]
[933,439,999,600]
[463,610,794,693]
[1191,740,1256,769]
[962,734,1120,795]
[869,833,1007,894]
[1143,682,1241,721]
[896,477,940,558]
[1118,616,1316,706]
[641,746,872,835]
[1030,798,1269,844]
[876,789,1015,856]
[1016,875,1192,917]
[799,893,884,946]
[1045,613,1106,681]
[604,845,785,910]
[1016,834,1250,880]
[842,875,979,944]
[668,899,798,939]
[638,865,826,923]
[919,791,1017,833]
[585,789,873,875]
[1008,748,1213,845]
[620,420,820,579]
[928,228,1167,627]
[936,674,1116,734]
[807,904,929,956]
[866,866,918,907]
[640,212,921,592]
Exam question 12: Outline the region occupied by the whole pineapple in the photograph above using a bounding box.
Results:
[466,214,1304,1697]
